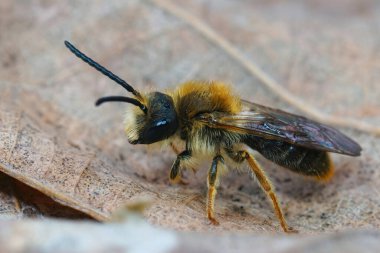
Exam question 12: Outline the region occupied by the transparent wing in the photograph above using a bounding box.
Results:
[196,100,361,156]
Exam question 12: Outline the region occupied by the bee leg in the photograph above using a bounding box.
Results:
[239,151,294,233]
[207,155,224,225]
[169,150,191,183]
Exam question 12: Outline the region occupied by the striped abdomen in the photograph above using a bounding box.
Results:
[244,136,333,180]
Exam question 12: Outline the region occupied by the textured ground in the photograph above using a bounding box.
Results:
[0,0,379,252]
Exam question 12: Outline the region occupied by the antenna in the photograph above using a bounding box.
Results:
[95,96,147,113]
[64,40,143,100]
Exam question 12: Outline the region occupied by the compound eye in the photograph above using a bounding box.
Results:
[137,92,179,144]
[149,119,169,134]
[142,119,171,143]
[155,119,168,127]
[163,102,171,109]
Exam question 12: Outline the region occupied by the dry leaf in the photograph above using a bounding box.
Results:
[0,0,380,251]
[0,172,89,219]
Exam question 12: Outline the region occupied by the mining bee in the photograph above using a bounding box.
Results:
[64,41,362,232]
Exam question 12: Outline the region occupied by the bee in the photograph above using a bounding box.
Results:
[64,41,362,233]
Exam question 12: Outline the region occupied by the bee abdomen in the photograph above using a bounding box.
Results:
[244,136,333,180]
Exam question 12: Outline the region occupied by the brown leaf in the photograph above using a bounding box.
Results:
[0,172,90,219]
[0,0,379,249]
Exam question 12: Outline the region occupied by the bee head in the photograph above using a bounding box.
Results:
[125,92,178,144]
[64,41,178,145]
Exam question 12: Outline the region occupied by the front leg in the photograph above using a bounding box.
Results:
[207,155,224,225]
[169,150,191,183]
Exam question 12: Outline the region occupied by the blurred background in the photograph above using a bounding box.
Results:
[0,0,380,252]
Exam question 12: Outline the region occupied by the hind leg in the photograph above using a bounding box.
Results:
[225,148,295,233]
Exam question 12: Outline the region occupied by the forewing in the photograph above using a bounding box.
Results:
[196,100,361,156]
